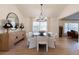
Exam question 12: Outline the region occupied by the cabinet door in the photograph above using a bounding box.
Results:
[0,35,2,50]
[9,32,15,48]
[1,33,9,50]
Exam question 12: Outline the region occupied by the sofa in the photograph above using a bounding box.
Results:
[67,30,78,42]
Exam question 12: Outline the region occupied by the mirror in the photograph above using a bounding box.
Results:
[6,12,19,30]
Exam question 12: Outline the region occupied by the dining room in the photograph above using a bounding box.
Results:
[0,4,79,55]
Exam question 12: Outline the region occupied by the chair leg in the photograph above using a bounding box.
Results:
[46,44,48,52]
[54,41,56,48]
[37,44,39,52]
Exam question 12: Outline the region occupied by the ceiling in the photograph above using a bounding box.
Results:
[16,4,68,18]
[64,12,79,20]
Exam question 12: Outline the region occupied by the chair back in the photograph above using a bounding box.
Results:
[37,36,48,44]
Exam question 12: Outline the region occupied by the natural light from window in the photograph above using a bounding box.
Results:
[33,21,47,32]
[64,23,78,33]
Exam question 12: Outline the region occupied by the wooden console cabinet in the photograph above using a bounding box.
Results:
[0,33,9,50]
[0,30,26,50]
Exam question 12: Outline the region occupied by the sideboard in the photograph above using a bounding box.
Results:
[0,30,26,50]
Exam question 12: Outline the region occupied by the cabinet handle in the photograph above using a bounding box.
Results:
[22,34,24,36]
[16,36,18,39]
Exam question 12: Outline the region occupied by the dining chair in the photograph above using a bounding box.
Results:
[51,33,58,48]
[29,36,37,48]
[37,36,48,52]
[48,35,56,48]
[26,32,33,47]
[53,33,58,41]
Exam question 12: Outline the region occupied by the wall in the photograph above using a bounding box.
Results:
[23,17,32,33]
[48,17,59,35]
[0,4,26,32]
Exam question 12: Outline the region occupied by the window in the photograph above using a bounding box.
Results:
[33,21,47,32]
[64,23,78,33]
[39,22,47,31]
[33,21,39,32]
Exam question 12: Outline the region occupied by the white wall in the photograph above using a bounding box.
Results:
[48,17,59,35]
[0,4,25,23]
[23,17,32,33]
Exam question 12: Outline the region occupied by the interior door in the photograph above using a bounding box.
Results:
[59,26,63,37]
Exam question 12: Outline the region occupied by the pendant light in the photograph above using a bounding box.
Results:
[37,4,47,22]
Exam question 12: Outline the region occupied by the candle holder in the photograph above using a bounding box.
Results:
[19,23,24,30]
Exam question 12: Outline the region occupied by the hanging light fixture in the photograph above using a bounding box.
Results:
[37,4,47,21]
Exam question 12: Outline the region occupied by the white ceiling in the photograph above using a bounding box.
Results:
[16,4,68,18]
[64,12,79,20]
